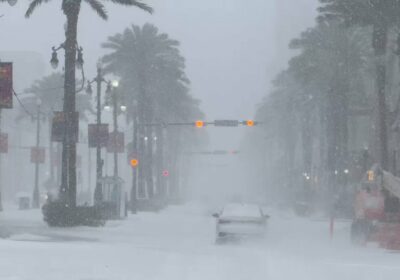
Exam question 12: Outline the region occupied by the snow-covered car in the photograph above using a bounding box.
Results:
[213,203,269,243]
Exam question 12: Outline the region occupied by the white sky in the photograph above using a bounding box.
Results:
[0,0,318,149]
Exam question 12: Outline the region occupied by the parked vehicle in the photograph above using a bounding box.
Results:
[351,166,400,250]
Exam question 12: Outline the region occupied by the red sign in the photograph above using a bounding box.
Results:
[162,170,169,177]
[51,111,79,143]
[107,131,125,153]
[31,147,45,164]
[88,123,109,148]
[0,133,8,153]
[0,63,13,109]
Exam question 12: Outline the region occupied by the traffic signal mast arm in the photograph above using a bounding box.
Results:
[138,120,260,127]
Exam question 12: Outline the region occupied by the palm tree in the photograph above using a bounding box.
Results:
[318,0,400,170]
[25,0,153,207]
[18,72,93,194]
[247,20,375,210]
[102,23,202,203]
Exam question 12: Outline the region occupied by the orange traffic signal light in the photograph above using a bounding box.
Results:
[195,120,204,128]
[130,158,139,168]
[246,120,255,127]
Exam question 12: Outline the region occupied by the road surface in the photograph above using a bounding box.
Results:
[0,203,400,280]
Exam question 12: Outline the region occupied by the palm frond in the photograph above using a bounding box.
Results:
[108,0,153,13]
[84,0,108,20]
[25,0,50,18]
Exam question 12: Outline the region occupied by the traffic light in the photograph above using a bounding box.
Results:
[367,170,374,181]
[195,120,205,128]
[162,170,170,177]
[130,158,139,168]
[245,120,255,127]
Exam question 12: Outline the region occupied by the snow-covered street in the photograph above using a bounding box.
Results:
[1,204,400,280]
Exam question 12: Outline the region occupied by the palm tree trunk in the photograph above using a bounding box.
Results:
[373,22,389,171]
[62,4,80,207]
[49,123,54,184]
[131,111,138,212]
[145,126,154,198]
[156,126,165,200]
[137,91,146,198]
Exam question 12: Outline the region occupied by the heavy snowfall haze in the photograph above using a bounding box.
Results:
[3,2,400,280]
[0,0,318,150]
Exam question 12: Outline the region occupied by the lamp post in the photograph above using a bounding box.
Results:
[106,80,125,178]
[32,98,41,208]
[49,42,84,207]
[86,64,110,204]
[112,80,119,178]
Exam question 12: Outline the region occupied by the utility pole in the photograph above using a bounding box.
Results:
[32,99,41,208]
[112,84,119,177]
[87,64,110,204]
[131,101,138,213]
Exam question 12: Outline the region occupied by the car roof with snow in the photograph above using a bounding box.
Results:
[221,203,262,218]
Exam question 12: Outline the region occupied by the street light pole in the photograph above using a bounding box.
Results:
[96,67,102,184]
[33,99,41,208]
[131,101,138,213]
[94,66,105,203]
[112,85,119,177]
[87,65,111,204]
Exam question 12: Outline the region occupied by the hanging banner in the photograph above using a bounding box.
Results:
[107,131,125,153]
[51,149,61,167]
[0,63,13,109]
[51,111,79,143]
[0,133,8,153]
[31,147,45,164]
[88,123,109,148]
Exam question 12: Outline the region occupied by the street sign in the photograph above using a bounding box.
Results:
[51,111,79,143]
[214,120,239,127]
[107,131,125,153]
[0,62,13,109]
[0,133,8,153]
[31,147,45,164]
[184,150,240,155]
[213,150,228,155]
[88,123,109,148]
